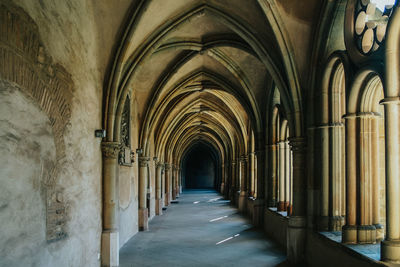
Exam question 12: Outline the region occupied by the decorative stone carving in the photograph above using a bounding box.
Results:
[138,157,150,167]
[119,97,133,166]
[101,142,120,159]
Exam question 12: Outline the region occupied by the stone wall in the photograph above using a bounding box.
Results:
[0,0,134,266]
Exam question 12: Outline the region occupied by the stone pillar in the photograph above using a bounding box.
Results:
[253,150,265,226]
[220,163,225,194]
[176,167,180,197]
[138,156,150,231]
[357,115,376,243]
[277,141,286,211]
[155,162,164,215]
[371,115,383,241]
[329,123,345,231]
[287,137,307,264]
[342,115,357,243]
[317,124,330,231]
[267,144,278,207]
[230,161,237,202]
[381,99,400,263]
[284,141,291,211]
[172,165,177,200]
[164,163,171,206]
[161,164,165,207]
[343,113,377,243]
[101,142,120,267]
[238,155,248,212]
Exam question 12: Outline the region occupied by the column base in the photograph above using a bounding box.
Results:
[139,208,149,231]
[374,224,384,242]
[155,198,163,215]
[277,201,286,212]
[101,230,119,267]
[165,192,171,206]
[381,240,400,263]
[357,225,376,244]
[342,225,357,244]
[252,199,264,226]
[330,216,345,231]
[172,189,177,200]
[287,216,307,264]
[238,191,247,212]
[220,183,225,195]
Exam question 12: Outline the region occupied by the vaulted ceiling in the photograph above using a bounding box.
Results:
[103,0,322,164]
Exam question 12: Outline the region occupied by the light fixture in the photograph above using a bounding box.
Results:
[94,129,106,138]
[153,157,158,161]
[136,148,143,155]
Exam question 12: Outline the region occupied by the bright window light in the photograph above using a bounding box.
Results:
[371,0,395,11]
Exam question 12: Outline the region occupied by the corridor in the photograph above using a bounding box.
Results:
[120,190,288,267]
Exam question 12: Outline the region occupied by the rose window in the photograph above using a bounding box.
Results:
[354,0,396,54]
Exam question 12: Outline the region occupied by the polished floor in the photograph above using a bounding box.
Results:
[120,190,291,267]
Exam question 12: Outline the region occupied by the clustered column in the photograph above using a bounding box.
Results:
[164,163,171,206]
[342,113,381,244]
[138,156,150,231]
[381,98,400,262]
[287,137,307,263]
[238,155,248,212]
[155,162,164,215]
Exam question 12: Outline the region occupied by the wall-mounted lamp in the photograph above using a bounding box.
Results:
[95,129,106,138]
[153,157,158,161]
[136,148,143,155]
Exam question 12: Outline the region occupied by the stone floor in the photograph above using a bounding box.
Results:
[120,189,292,267]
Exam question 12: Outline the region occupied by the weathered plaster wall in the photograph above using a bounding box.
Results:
[0,0,133,265]
[0,82,55,267]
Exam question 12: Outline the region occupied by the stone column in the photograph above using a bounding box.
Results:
[287,137,307,264]
[155,162,164,215]
[172,165,177,200]
[277,141,286,211]
[220,163,225,194]
[253,150,265,226]
[267,144,278,207]
[357,114,376,243]
[101,142,120,267]
[329,123,345,231]
[176,167,181,197]
[161,164,165,208]
[238,155,248,212]
[371,115,383,241]
[284,141,291,211]
[381,99,400,262]
[138,156,150,231]
[342,115,357,243]
[164,163,171,206]
[230,161,237,203]
[319,124,330,230]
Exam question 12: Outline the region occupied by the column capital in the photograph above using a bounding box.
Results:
[231,160,237,165]
[288,137,307,152]
[240,155,248,162]
[101,142,120,159]
[138,157,150,167]
[156,162,165,169]
[164,163,171,170]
